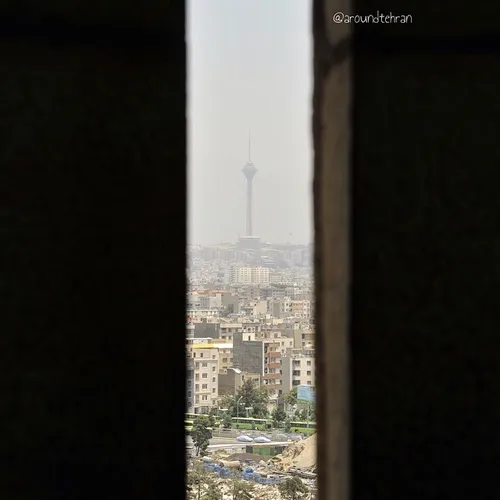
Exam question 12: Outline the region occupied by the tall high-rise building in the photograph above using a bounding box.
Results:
[242,133,257,236]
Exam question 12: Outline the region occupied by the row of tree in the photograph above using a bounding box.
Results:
[187,462,310,500]
[220,381,316,421]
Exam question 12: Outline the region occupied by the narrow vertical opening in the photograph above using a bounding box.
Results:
[186,0,317,498]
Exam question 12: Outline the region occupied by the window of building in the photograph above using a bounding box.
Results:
[200,352,203,358]
[195,384,199,391]
[212,388,216,393]
[202,384,207,389]
[307,381,311,385]
[293,370,301,376]
[195,374,199,381]
[187,391,192,397]
[202,362,207,368]
[212,377,216,382]
[202,395,207,401]
[212,366,216,372]
[307,371,312,376]
[307,361,311,366]
[202,373,207,379]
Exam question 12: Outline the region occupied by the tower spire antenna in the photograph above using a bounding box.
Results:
[248,129,251,162]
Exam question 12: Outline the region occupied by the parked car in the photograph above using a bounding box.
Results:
[254,436,271,443]
[236,435,254,443]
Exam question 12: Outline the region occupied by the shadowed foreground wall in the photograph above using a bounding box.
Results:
[314,0,500,499]
[1,4,186,498]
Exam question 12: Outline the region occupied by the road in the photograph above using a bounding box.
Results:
[207,437,291,451]
[210,436,244,446]
[186,436,292,452]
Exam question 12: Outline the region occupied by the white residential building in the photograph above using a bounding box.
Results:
[186,339,220,414]
[280,348,315,393]
[229,266,270,285]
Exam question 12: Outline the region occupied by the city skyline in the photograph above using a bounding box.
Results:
[188,0,312,246]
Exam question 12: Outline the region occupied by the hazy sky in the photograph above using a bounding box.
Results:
[188,0,312,246]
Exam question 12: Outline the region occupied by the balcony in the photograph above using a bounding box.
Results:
[266,362,281,369]
[267,351,281,359]
[263,373,280,380]
[264,383,281,389]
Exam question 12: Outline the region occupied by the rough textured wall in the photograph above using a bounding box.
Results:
[313,1,351,500]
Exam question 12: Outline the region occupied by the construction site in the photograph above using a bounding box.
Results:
[187,433,317,499]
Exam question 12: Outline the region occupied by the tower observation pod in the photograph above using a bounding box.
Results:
[242,133,257,237]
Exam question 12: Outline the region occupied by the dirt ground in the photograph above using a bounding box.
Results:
[277,433,317,470]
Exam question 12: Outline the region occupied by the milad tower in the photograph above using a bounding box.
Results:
[242,133,257,237]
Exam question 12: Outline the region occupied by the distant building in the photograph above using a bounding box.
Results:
[186,358,195,412]
[280,348,315,393]
[186,340,220,414]
[232,332,293,400]
[293,329,315,349]
[218,367,261,396]
[230,266,270,285]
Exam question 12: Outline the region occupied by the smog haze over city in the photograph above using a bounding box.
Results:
[188,0,312,246]
[186,2,316,497]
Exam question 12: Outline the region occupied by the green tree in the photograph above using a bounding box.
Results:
[192,415,211,456]
[202,481,223,500]
[272,407,287,428]
[230,477,254,500]
[283,387,298,407]
[187,461,214,500]
[222,412,232,429]
[208,407,218,428]
[277,477,309,500]
[220,393,237,416]
[236,379,269,418]
[283,417,292,433]
[220,380,270,418]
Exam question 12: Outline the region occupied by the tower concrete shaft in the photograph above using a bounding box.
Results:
[246,177,253,236]
[241,132,257,237]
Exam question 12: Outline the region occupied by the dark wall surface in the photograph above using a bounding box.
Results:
[1,4,186,499]
[350,2,500,499]
[314,1,500,499]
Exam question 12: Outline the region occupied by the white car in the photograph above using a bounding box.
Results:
[236,435,254,443]
[253,436,271,443]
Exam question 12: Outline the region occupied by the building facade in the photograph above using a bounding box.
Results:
[186,341,220,414]
[280,349,315,394]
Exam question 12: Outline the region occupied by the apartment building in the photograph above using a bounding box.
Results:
[293,329,315,348]
[218,368,261,396]
[291,300,311,319]
[280,349,315,393]
[233,332,293,400]
[229,266,270,285]
[219,322,243,341]
[186,308,220,319]
[241,300,268,317]
[186,340,220,414]
[186,358,195,413]
[216,343,233,372]
[269,299,312,320]
[262,340,282,398]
